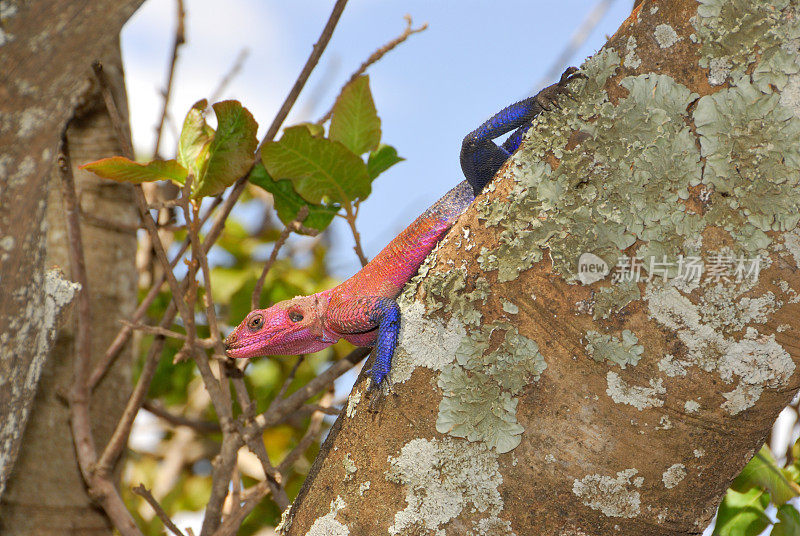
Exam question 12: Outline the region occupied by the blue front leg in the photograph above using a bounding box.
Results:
[367,298,401,388]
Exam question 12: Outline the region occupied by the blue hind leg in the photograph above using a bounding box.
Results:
[460,66,582,195]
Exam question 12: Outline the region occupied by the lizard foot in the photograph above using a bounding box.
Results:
[365,373,392,412]
[535,66,586,110]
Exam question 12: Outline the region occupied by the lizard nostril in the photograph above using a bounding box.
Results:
[223,333,237,350]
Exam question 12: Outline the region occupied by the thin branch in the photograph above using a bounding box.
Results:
[532,0,617,92]
[211,483,269,536]
[89,196,222,391]
[251,206,317,309]
[60,142,142,535]
[209,48,250,104]
[258,0,349,151]
[317,14,428,124]
[276,356,305,400]
[133,484,186,536]
[120,320,216,349]
[278,391,334,475]
[143,400,221,433]
[252,346,370,435]
[92,3,351,534]
[97,330,167,474]
[299,403,341,416]
[153,0,186,159]
[228,369,290,510]
[343,205,368,266]
[92,68,218,476]
[200,428,240,536]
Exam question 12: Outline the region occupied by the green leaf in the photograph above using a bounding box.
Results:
[329,75,381,155]
[80,157,188,185]
[178,99,214,177]
[193,100,259,198]
[772,504,800,536]
[713,488,771,536]
[261,125,371,205]
[367,143,404,180]
[249,163,338,233]
[296,122,325,138]
[733,445,800,505]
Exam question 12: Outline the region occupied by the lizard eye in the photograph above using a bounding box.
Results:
[247,314,264,331]
[288,311,304,323]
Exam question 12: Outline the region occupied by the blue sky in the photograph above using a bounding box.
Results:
[122,0,633,277]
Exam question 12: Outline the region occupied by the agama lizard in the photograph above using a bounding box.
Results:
[224,68,581,388]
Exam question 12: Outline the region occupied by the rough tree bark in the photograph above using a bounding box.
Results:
[282,1,800,535]
[0,0,142,527]
[0,42,139,533]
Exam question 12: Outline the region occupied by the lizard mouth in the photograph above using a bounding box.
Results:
[223,334,265,359]
[224,339,262,359]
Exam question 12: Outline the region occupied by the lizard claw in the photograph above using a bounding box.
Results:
[535,66,586,109]
[365,374,391,412]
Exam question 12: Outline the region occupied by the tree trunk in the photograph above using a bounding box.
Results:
[1,42,139,534]
[281,1,800,534]
[0,0,142,532]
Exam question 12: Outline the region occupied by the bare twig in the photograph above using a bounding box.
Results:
[251,206,317,309]
[133,484,186,536]
[317,14,428,124]
[120,320,215,348]
[341,207,369,266]
[211,483,269,536]
[60,142,142,535]
[89,196,222,391]
[252,346,370,435]
[299,403,341,416]
[143,400,221,433]
[97,330,167,473]
[92,66,217,478]
[229,369,290,509]
[278,391,334,475]
[258,0,349,151]
[92,2,352,534]
[209,48,250,104]
[276,356,305,400]
[533,0,617,92]
[153,0,186,159]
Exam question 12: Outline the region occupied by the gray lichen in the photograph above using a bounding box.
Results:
[695,81,800,246]
[385,437,511,536]
[646,281,794,415]
[693,0,800,88]
[654,24,680,49]
[662,463,687,489]
[421,264,490,326]
[391,301,466,384]
[475,52,704,283]
[437,321,546,453]
[623,36,642,69]
[593,281,641,320]
[585,329,644,369]
[606,371,666,410]
[572,468,643,518]
[305,496,349,536]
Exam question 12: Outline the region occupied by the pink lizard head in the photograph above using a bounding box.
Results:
[224,291,334,359]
